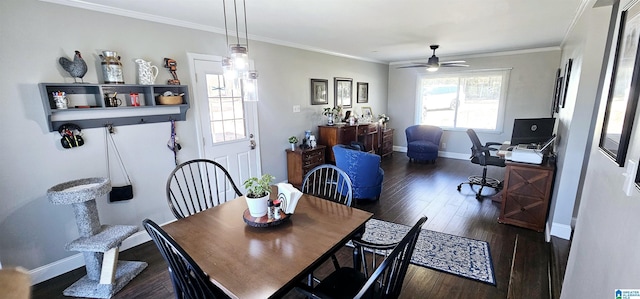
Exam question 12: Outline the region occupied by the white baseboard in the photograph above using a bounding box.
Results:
[29,219,175,285]
[549,222,573,240]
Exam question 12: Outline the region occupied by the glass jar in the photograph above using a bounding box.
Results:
[99,50,124,84]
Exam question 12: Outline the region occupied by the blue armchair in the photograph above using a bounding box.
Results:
[405,125,443,163]
[333,145,384,201]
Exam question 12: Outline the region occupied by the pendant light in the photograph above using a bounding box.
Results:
[222,0,258,101]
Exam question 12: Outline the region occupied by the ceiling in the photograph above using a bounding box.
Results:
[43,0,588,63]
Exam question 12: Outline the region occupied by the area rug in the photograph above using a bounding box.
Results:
[350,219,496,285]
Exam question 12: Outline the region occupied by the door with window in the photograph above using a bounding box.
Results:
[193,57,260,192]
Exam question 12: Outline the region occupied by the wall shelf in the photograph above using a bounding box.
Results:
[38,83,190,131]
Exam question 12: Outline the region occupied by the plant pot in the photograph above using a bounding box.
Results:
[327,114,335,125]
[290,143,296,151]
[245,192,269,217]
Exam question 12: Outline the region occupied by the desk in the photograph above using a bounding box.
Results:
[162,192,373,299]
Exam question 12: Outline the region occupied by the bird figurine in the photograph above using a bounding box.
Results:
[59,50,88,83]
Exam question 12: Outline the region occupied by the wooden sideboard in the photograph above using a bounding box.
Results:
[498,160,555,232]
[379,128,394,158]
[318,123,379,163]
[286,145,326,189]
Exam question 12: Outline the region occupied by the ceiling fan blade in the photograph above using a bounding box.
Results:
[441,63,469,67]
[440,60,466,64]
[397,64,428,69]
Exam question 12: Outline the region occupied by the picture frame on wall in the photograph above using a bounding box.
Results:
[334,77,353,108]
[310,79,328,105]
[561,59,573,108]
[552,68,561,115]
[357,82,369,103]
[601,2,640,168]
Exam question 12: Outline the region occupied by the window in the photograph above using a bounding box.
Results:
[417,69,510,131]
[206,74,246,143]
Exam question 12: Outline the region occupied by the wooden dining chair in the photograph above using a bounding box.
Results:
[143,219,230,299]
[166,159,242,219]
[295,216,427,299]
[301,164,353,207]
[301,164,354,282]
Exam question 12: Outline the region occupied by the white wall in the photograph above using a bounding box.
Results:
[387,50,561,155]
[0,0,388,282]
[561,0,640,297]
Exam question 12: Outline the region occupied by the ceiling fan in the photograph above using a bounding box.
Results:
[399,45,469,72]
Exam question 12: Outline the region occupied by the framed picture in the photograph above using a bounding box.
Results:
[357,82,369,103]
[561,59,573,108]
[334,77,353,108]
[601,2,640,167]
[361,106,373,118]
[310,79,328,105]
[552,69,562,115]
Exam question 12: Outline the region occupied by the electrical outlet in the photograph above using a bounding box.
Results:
[442,142,447,149]
[293,105,300,113]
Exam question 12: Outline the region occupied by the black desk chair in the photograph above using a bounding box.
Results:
[295,216,427,299]
[457,129,506,200]
[143,219,230,299]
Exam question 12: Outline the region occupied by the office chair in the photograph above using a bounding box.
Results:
[457,129,506,200]
[166,159,242,219]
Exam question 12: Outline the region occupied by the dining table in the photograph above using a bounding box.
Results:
[161,189,373,299]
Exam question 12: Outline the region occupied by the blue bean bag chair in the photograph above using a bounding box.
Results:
[333,145,384,201]
[405,125,443,163]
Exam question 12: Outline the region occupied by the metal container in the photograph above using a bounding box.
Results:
[99,50,124,84]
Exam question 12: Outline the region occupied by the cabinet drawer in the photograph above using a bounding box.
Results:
[303,149,324,161]
[303,155,323,167]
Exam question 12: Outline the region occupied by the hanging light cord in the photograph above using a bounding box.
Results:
[223,0,229,47]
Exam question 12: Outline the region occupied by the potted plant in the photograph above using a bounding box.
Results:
[243,174,275,217]
[323,106,341,125]
[288,136,298,150]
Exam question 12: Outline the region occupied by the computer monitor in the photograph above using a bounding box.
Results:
[510,118,556,146]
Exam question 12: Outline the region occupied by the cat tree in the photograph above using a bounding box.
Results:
[47,177,146,298]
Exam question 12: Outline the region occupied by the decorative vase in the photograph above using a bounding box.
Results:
[327,114,335,125]
[99,50,124,84]
[134,58,158,85]
[245,193,269,217]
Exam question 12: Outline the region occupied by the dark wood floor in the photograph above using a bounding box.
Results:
[32,153,567,299]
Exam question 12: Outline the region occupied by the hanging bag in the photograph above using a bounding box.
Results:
[106,126,134,202]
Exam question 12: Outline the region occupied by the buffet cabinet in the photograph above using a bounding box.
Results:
[318,123,379,163]
[379,128,394,158]
[286,145,326,189]
[498,160,555,232]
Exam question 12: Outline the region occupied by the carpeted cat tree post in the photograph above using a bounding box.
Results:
[47,177,147,298]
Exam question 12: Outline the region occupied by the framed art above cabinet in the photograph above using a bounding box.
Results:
[39,83,190,131]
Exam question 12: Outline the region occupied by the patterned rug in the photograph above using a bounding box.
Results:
[351,219,496,285]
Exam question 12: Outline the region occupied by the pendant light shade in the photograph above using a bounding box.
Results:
[222,0,257,101]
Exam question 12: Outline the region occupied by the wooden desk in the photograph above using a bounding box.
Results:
[162,193,373,299]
